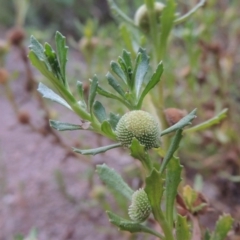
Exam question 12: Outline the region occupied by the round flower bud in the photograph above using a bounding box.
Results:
[116,110,160,150]
[134,2,165,33]
[128,188,151,223]
[7,27,25,46]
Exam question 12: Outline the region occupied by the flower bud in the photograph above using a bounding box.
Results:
[116,110,160,150]
[134,2,165,33]
[128,188,151,222]
[7,27,25,46]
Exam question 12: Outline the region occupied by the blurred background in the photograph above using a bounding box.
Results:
[0,0,240,239]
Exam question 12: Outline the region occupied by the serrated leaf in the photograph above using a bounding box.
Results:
[133,49,149,99]
[37,83,72,110]
[211,214,233,240]
[109,112,121,130]
[184,108,228,133]
[106,211,164,238]
[176,215,190,240]
[55,31,68,85]
[111,61,128,85]
[106,72,126,97]
[160,129,183,174]
[73,143,121,156]
[49,120,90,131]
[101,121,116,139]
[161,109,197,136]
[129,138,153,174]
[165,157,182,226]
[88,75,98,113]
[96,164,134,200]
[137,61,163,108]
[93,101,107,123]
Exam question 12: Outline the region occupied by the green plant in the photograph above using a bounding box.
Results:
[28,27,233,239]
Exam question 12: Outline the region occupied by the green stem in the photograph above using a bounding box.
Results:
[152,207,174,240]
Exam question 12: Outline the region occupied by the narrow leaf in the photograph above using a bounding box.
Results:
[122,49,132,69]
[88,75,98,113]
[111,61,128,85]
[165,157,182,226]
[101,121,117,140]
[137,61,163,108]
[211,214,233,240]
[55,31,68,84]
[159,129,183,174]
[93,101,107,123]
[73,143,121,156]
[50,120,90,131]
[96,164,134,200]
[106,72,126,97]
[133,49,149,99]
[119,25,135,58]
[37,83,72,110]
[176,215,191,240]
[107,211,164,238]
[109,112,121,130]
[184,108,227,133]
[161,109,197,136]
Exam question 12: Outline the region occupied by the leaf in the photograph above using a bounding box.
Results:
[176,215,190,240]
[145,169,164,210]
[106,72,126,97]
[211,214,233,240]
[159,129,183,174]
[161,109,197,136]
[129,138,153,174]
[73,143,121,156]
[55,31,68,85]
[204,230,211,240]
[122,49,132,69]
[109,112,121,130]
[165,157,182,226]
[183,185,198,209]
[184,108,228,133]
[119,25,135,58]
[93,101,107,123]
[37,83,72,110]
[76,81,84,99]
[101,121,117,140]
[49,120,91,131]
[137,61,163,108]
[133,49,149,99]
[111,61,128,85]
[88,75,98,113]
[106,211,164,239]
[96,164,134,200]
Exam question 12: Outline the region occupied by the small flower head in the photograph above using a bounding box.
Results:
[116,110,160,150]
[128,188,151,222]
[134,2,165,33]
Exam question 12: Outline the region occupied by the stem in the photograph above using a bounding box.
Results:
[152,207,174,240]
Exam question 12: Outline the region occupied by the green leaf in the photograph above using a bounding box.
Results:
[137,61,163,108]
[88,75,98,113]
[106,211,164,239]
[76,81,84,99]
[211,214,233,240]
[161,109,197,136]
[129,138,153,174]
[55,31,68,85]
[101,121,117,139]
[73,143,121,156]
[109,112,121,130]
[145,169,164,210]
[133,49,149,99]
[184,108,228,133]
[106,72,126,97]
[159,129,183,174]
[96,164,134,200]
[111,61,128,85]
[93,101,107,123]
[204,230,211,240]
[37,83,72,110]
[165,157,182,226]
[29,35,51,70]
[49,120,91,131]
[159,0,176,58]
[176,215,190,240]
[122,49,132,69]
